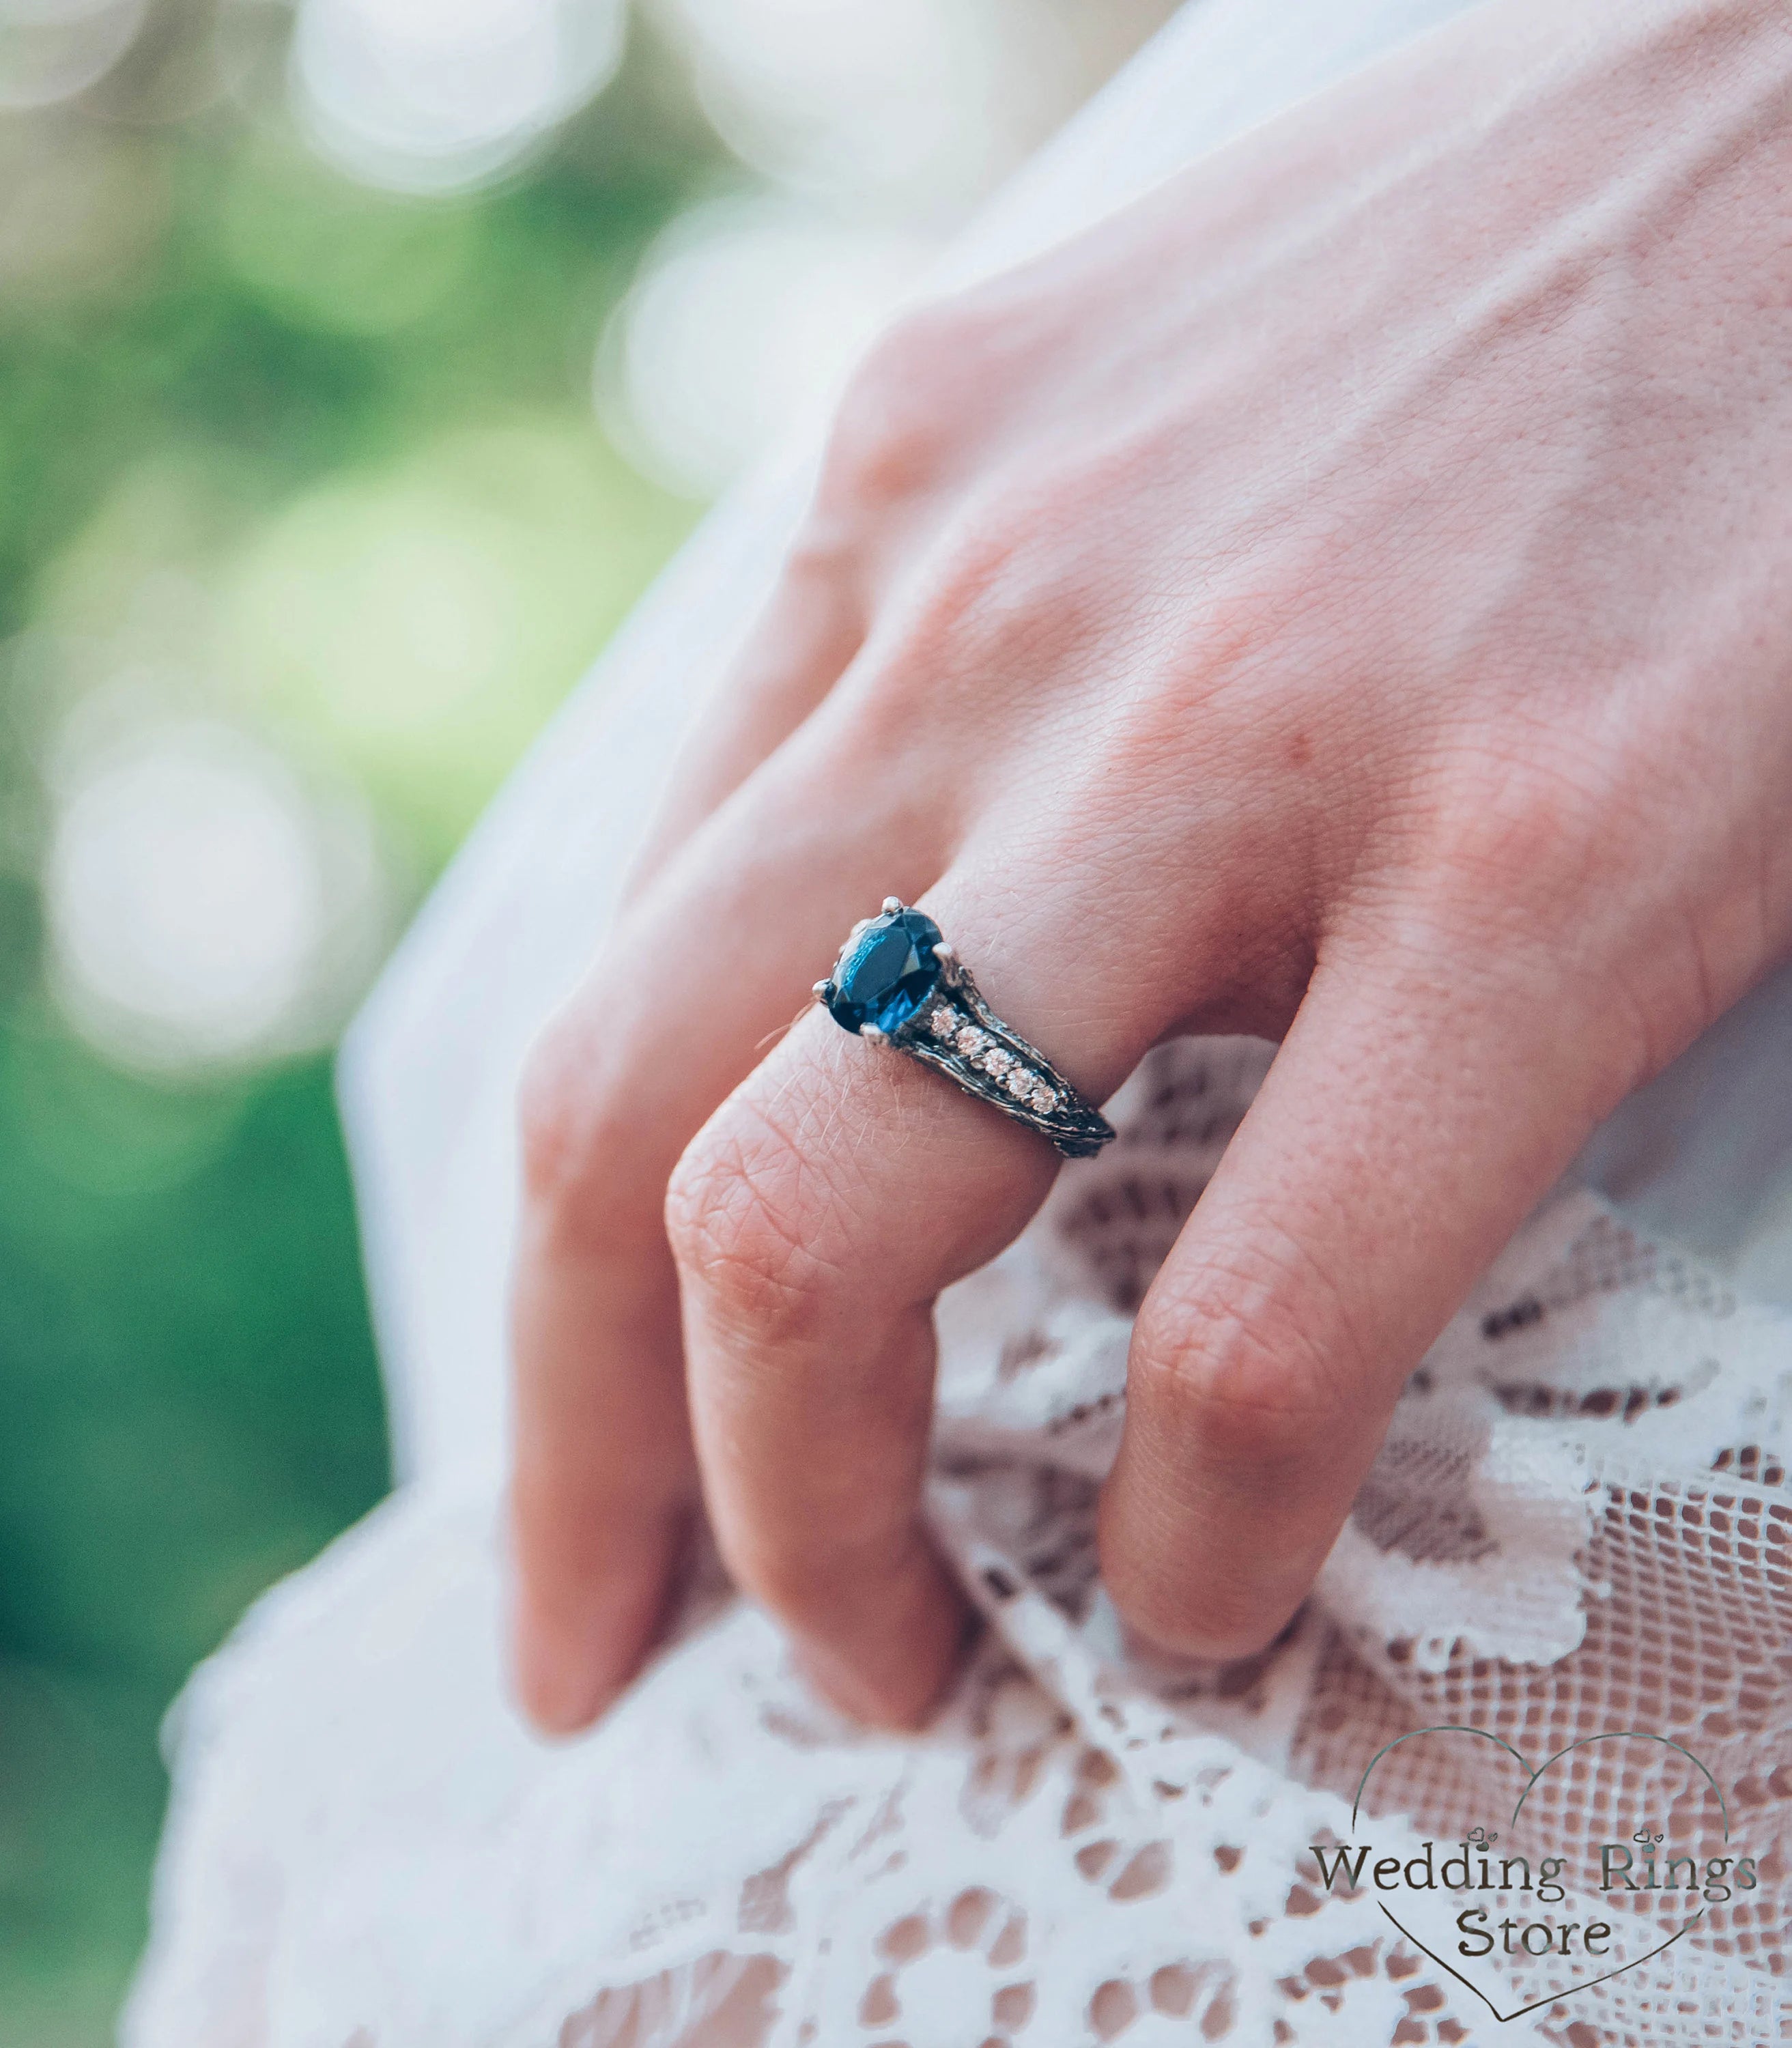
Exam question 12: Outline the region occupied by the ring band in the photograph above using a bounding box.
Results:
[814,899,1117,1158]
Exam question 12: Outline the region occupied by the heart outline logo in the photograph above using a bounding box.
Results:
[1344,1726,1731,2026]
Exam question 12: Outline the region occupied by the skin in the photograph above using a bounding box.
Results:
[509,0,1792,1733]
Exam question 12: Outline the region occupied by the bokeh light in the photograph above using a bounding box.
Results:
[600,192,927,498]
[653,0,1180,213]
[44,707,387,1071]
[658,0,1005,211]
[292,0,627,193]
[220,420,687,855]
[0,0,145,111]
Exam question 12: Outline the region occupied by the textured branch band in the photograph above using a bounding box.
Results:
[815,901,1117,1159]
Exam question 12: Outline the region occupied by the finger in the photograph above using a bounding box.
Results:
[1100,925,1630,1660]
[666,871,1195,1726]
[623,536,866,903]
[509,760,940,1734]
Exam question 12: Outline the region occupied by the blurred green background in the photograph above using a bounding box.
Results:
[0,0,1169,2038]
[0,16,707,2044]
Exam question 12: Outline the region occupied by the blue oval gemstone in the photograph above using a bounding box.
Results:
[825,907,943,1035]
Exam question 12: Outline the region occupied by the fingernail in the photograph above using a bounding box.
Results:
[790,1638,898,1726]
[790,1593,976,1731]
[511,1610,621,1738]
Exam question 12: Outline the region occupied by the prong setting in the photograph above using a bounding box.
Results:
[815,897,1115,1156]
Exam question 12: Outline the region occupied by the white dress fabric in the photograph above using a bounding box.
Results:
[123,2,1792,2043]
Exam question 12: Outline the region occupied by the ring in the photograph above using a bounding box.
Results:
[814,899,1117,1158]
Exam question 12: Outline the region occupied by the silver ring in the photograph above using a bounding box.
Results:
[814,899,1116,1158]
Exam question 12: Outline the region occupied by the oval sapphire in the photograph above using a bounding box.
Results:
[825,907,943,1036]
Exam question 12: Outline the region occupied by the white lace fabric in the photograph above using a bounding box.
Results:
[122,1,1792,2042]
[126,1040,1791,2047]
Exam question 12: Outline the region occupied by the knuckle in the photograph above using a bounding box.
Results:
[842,483,1062,730]
[1361,739,1668,1101]
[664,1104,844,1347]
[771,520,859,612]
[516,1020,595,1201]
[881,520,1032,693]
[1131,1236,1355,1473]
[1417,738,1635,931]
[515,1013,657,1254]
[819,296,1003,514]
[821,324,952,511]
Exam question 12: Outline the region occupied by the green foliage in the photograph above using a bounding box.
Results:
[0,1046,384,2043]
[0,20,717,2036]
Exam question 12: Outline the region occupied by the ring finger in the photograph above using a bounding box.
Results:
[665,854,1224,1724]
[509,735,946,1732]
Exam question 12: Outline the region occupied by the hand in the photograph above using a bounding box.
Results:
[509,0,1792,1732]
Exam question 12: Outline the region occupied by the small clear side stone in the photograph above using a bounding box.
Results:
[928,1007,959,1039]
[1029,1083,1058,1112]
[1005,1067,1036,1098]
[980,1047,1015,1077]
[955,1026,988,1055]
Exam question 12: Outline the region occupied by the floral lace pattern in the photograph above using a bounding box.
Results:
[126,1039,1791,2048]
